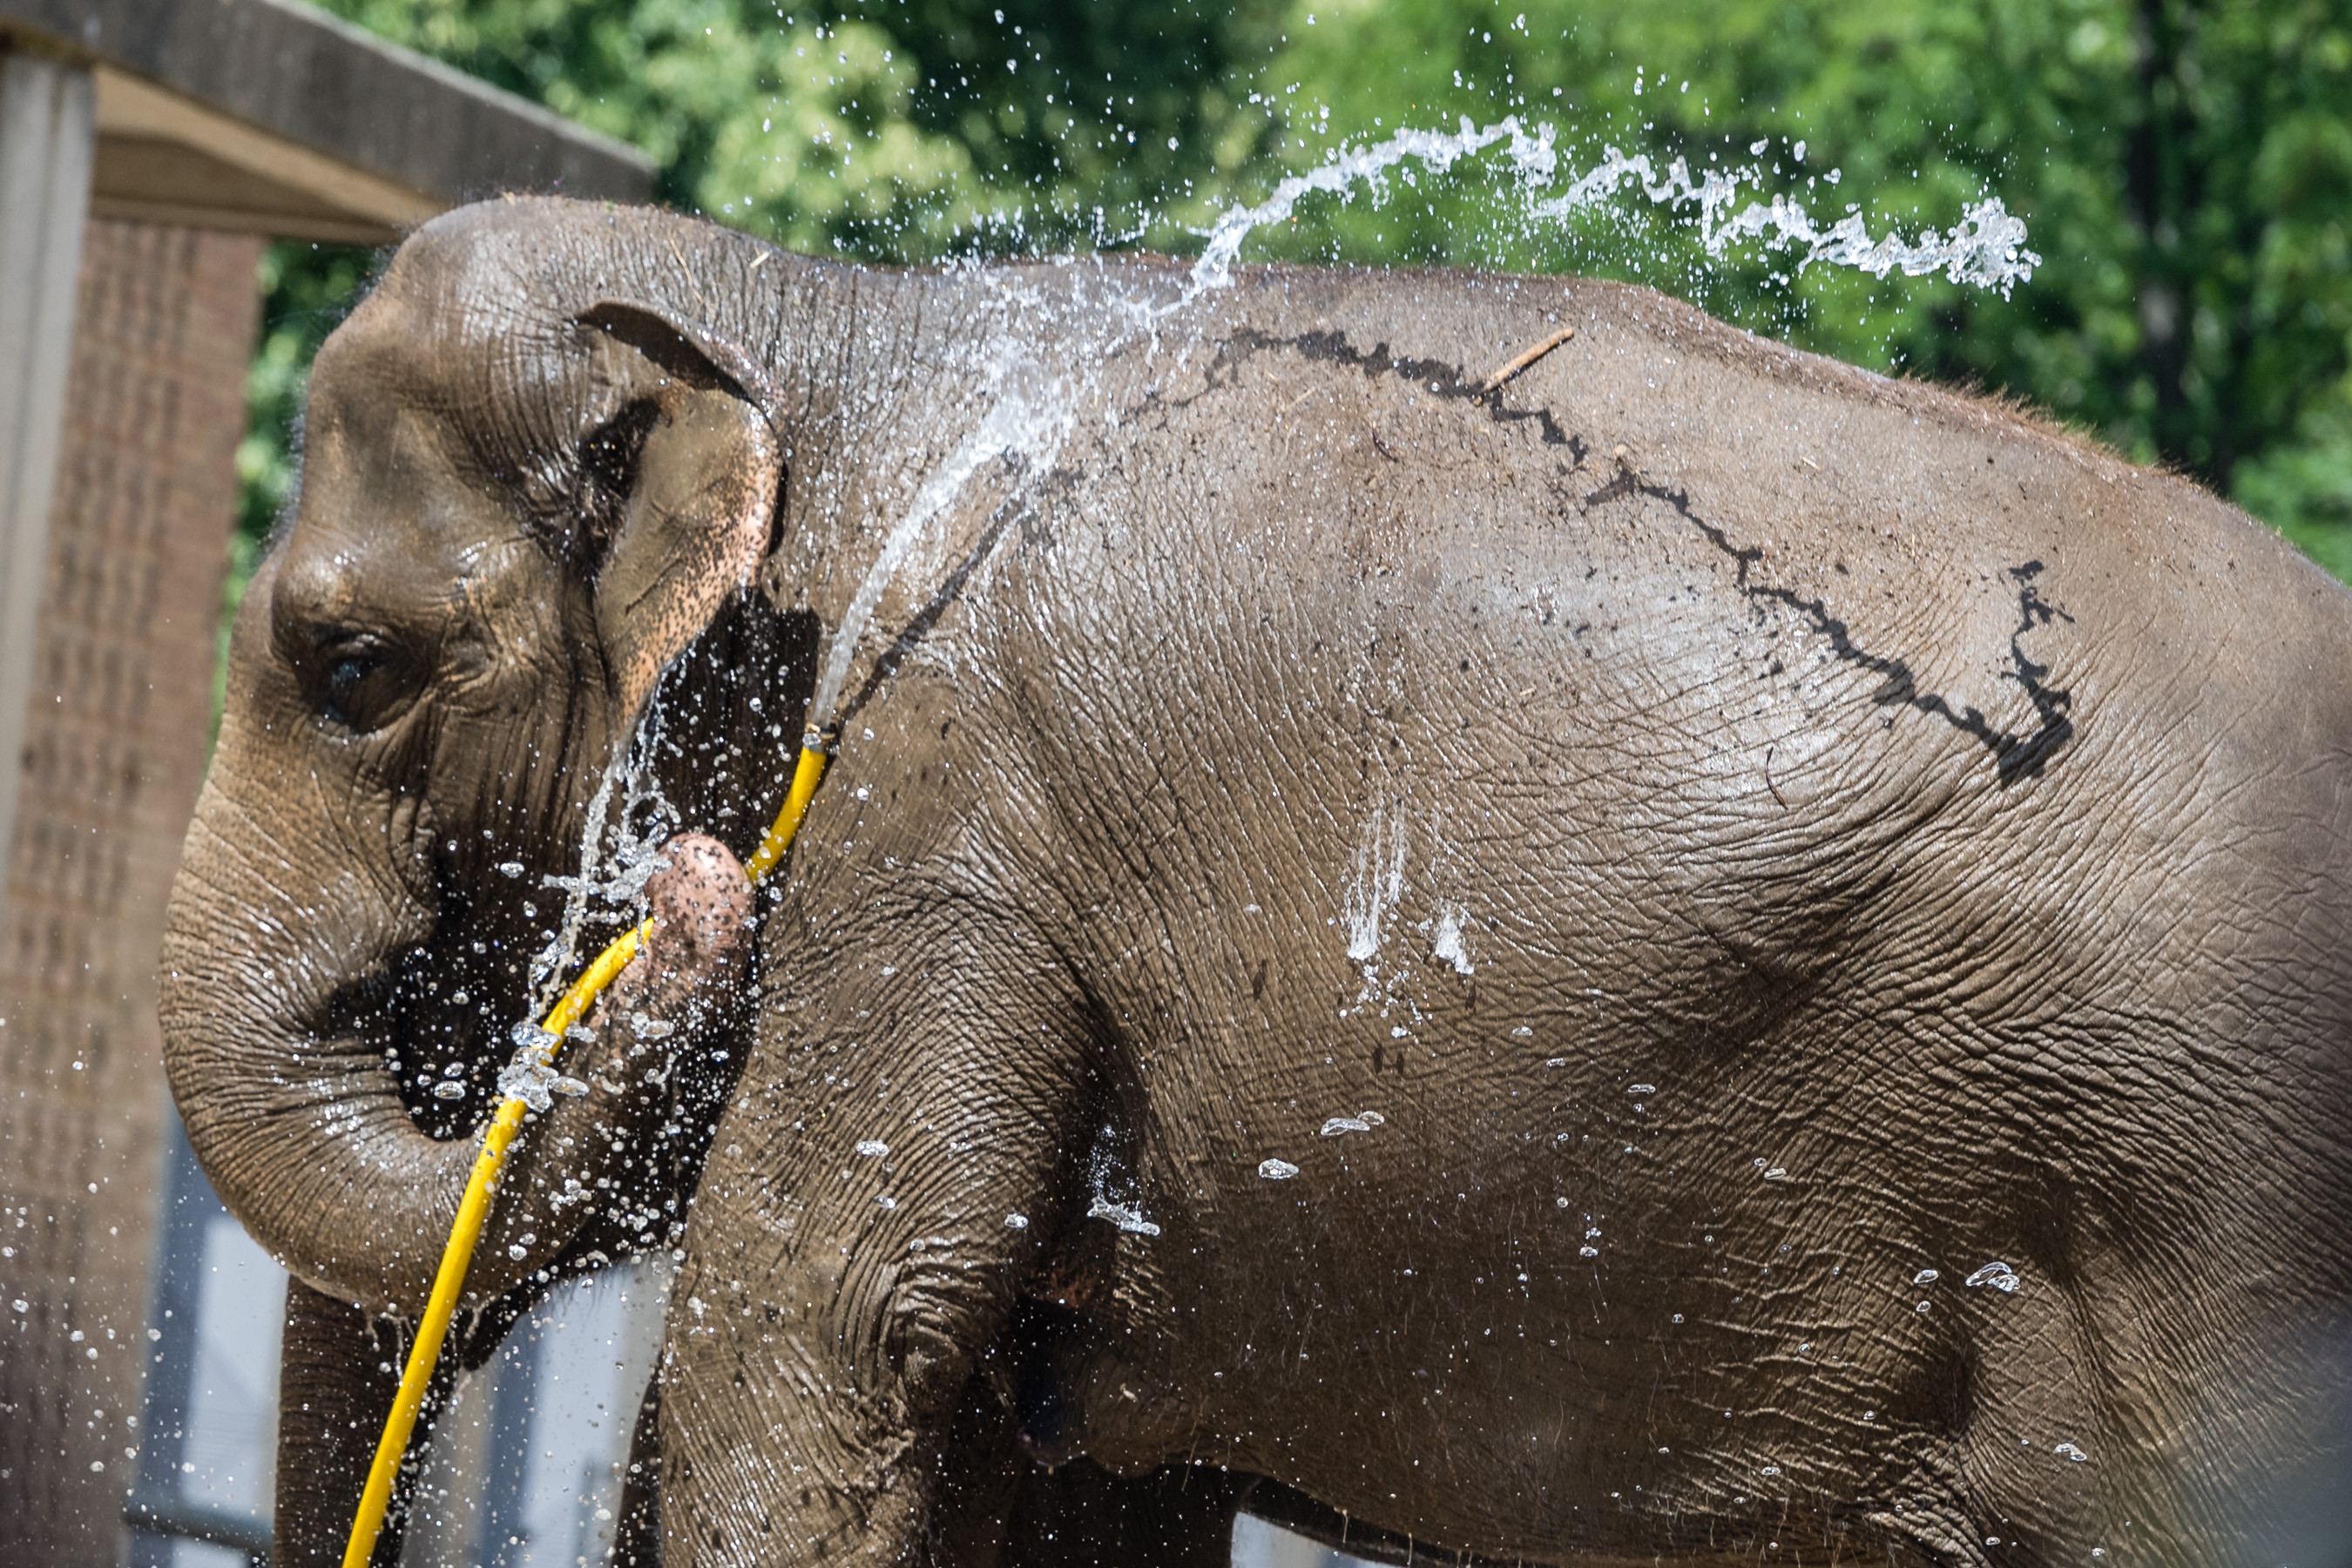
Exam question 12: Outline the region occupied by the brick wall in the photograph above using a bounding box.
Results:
[0,219,259,1565]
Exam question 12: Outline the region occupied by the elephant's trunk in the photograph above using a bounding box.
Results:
[160,770,474,1318]
[161,737,754,1320]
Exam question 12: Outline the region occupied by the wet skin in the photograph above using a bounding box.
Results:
[161,199,2352,1567]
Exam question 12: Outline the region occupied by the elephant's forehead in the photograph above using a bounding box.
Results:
[308,292,597,526]
[303,369,463,511]
[293,379,538,593]
[375,209,579,346]
[321,279,571,423]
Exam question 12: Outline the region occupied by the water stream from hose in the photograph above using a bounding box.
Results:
[1190,115,2038,295]
[796,112,2038,738]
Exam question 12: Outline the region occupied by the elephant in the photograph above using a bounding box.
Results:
[158,195,2352,1568]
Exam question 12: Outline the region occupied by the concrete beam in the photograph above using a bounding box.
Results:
[91,63,442,242]
[0,0,654,220]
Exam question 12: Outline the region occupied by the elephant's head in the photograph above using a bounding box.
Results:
[159,202,807,1318]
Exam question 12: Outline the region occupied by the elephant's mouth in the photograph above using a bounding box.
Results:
[301,597,820,1159]
[328,887,586,1139]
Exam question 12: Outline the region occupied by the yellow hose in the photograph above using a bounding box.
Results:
[342,732,835,1567]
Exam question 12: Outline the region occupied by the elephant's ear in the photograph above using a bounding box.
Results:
[576,300,782,721]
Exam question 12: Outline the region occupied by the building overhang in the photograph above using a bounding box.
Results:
[1,0,654,243]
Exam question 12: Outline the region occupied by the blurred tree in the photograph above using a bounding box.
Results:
[233,0,2351,598]
[308,0,1286,253]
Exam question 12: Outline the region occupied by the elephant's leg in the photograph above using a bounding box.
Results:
[274,1279,449,1568]
[1004,1461,1249,1568]
[916,1375,1029,1568]
[921,1375,1246,1568]
[659,914,1104,1566]
[613,1372,664,1567]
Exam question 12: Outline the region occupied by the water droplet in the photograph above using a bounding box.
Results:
[1671,1313,1684,1323]
[1357,1110,1386,1125]
[1259,1159,1300,1179]
[2054,1442,2088,1463]
[1914,1268,1940,1285]
[1628,1084,1655,1095]
[507,1244,528,1260]
[496,1056,558,1111]
[1512,1026,1533,1037]
[1005,1213,1029,1229]
[1916,1301,1930,1313]
[497,862,524,878]
[1320,1116,1372,1136]
[1762,1167,1787,1180]
[551,1076,589,1098]
[1087,1196,1161,1236]
[1578,1245,1598,1257]
[876,1195,898,1210]
[10,1301,24,1313]
[1556,1196,1570,1207]
[1761,1464,1781,1476]
[855,1139,889,1158]
[1964,1260,2020,1293]
[432,1081,467,1100]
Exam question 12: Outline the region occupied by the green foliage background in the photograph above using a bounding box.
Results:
[239,0,2352,592]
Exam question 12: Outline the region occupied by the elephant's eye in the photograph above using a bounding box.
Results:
[311,636,414,734]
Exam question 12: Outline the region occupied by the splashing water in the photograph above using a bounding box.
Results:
[493,698,696,1103]
[1189,116,2038,298]
[1086,1195,1162,1237]
[806,333,1078,733]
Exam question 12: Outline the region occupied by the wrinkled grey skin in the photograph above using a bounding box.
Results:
[160,198,2352,1568]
